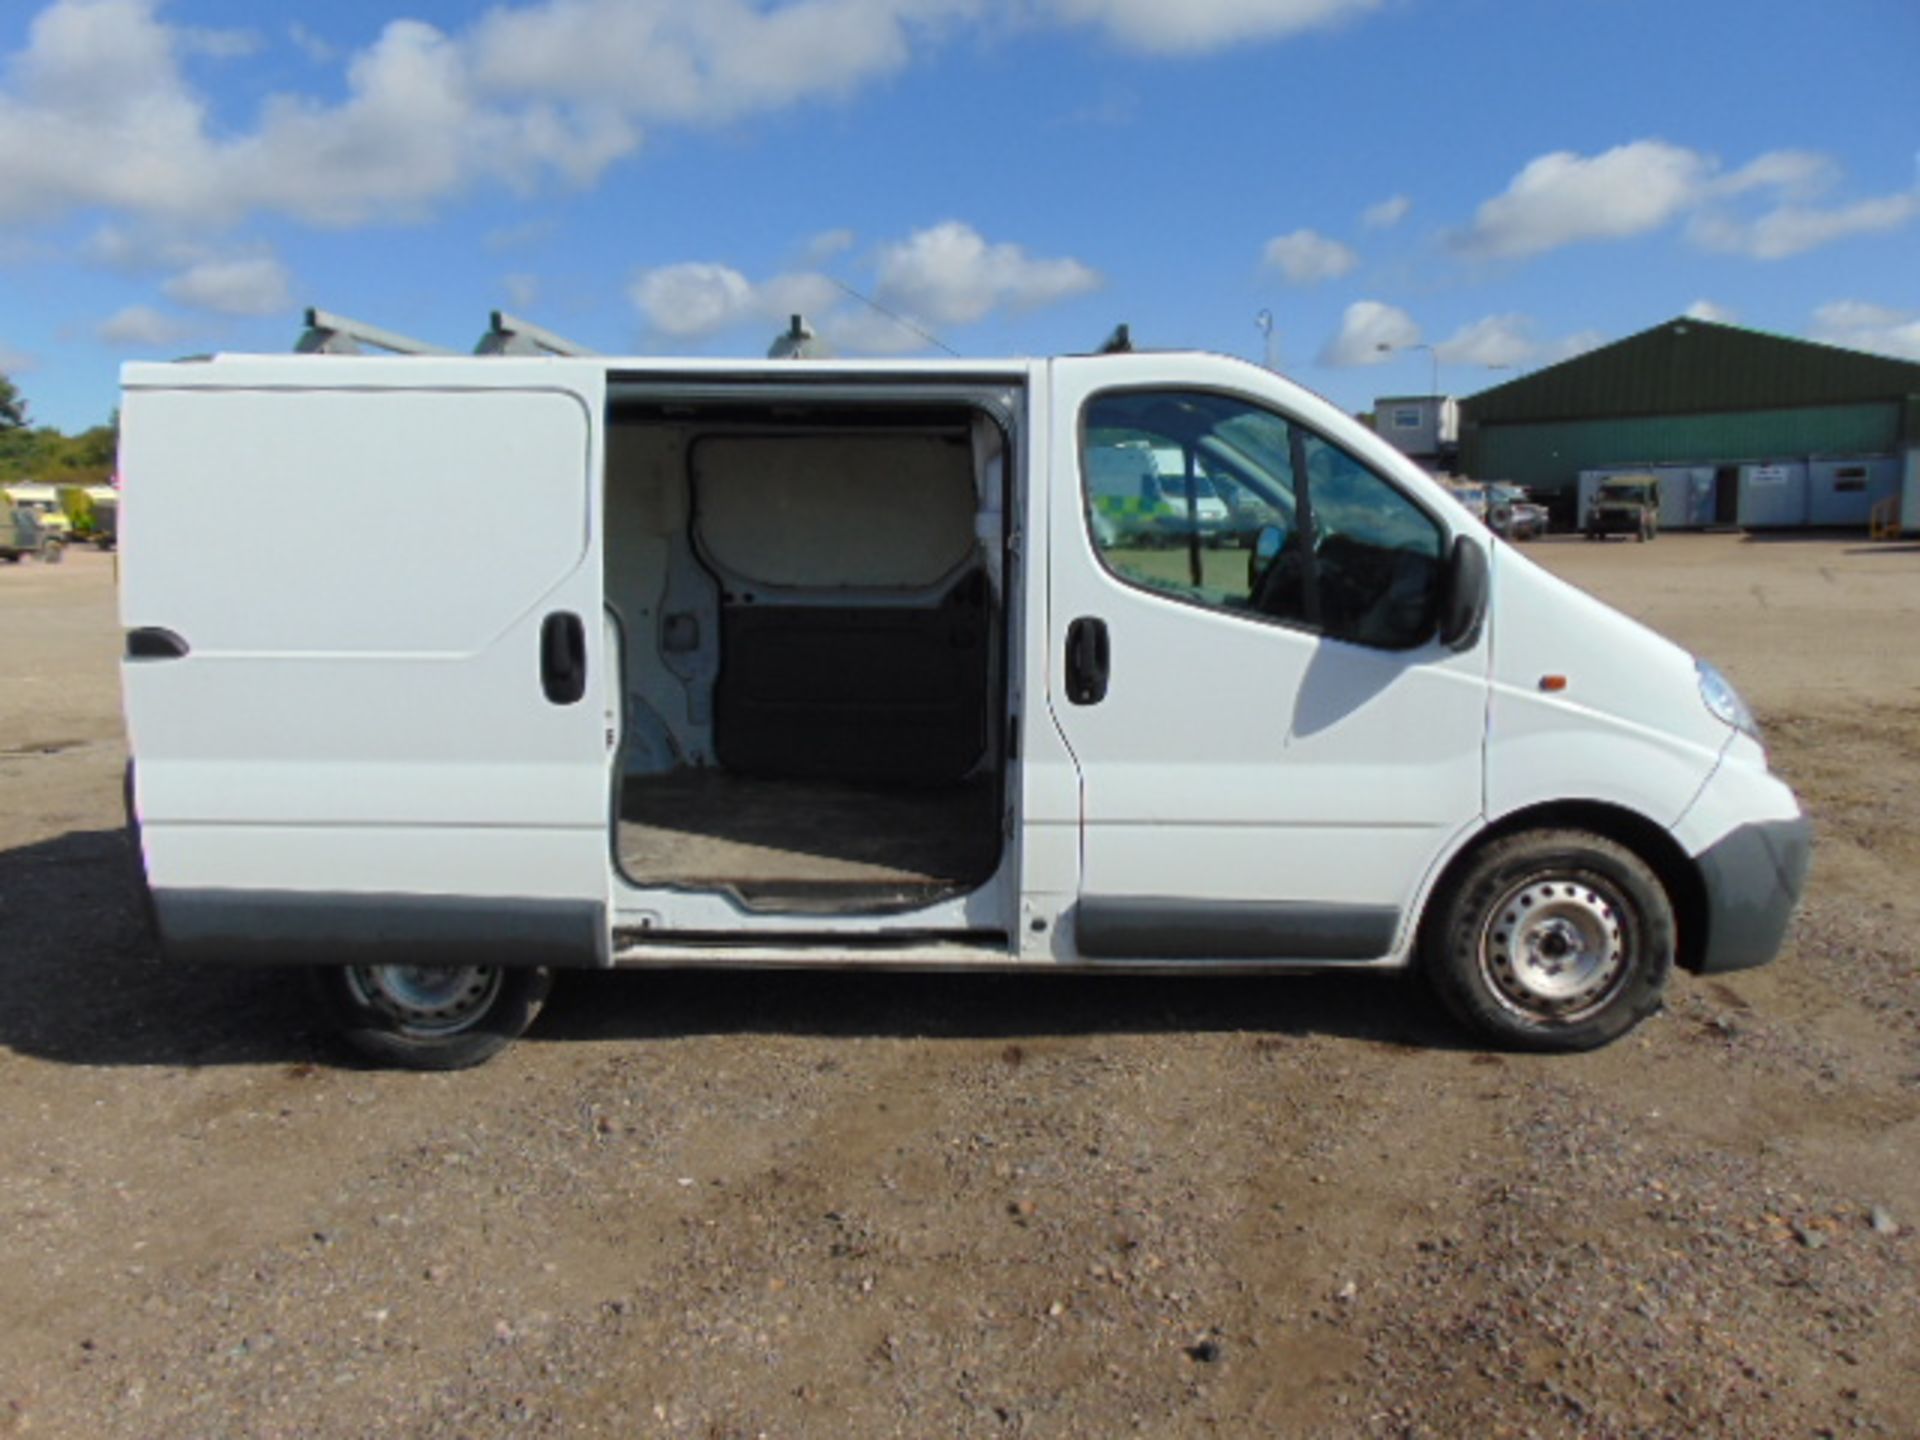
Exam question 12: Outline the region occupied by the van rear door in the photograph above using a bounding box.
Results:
[120,364,611,967]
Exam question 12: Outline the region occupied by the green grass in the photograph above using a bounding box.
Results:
[1103,544,1250,600]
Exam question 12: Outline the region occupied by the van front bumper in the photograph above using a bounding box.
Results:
[1692,816,1813,974]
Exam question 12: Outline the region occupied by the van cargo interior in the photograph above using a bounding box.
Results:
[604,394,1009,913]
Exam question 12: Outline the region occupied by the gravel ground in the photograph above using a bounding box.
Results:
[1,534,1916,1438]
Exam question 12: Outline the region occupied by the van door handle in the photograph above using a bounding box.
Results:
[125,627,190,661]
[540,611,587,705]
[1065,616,1109,705]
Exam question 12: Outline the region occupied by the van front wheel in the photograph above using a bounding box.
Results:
[309,963,552,1070]
[1424,829,1672,1051]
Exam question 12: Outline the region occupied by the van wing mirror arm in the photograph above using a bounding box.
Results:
[1439,536,1488,652]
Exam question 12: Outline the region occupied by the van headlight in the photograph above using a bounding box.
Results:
[1696,659,1759,738]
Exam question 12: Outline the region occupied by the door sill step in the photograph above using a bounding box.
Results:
[610,933,1013,969]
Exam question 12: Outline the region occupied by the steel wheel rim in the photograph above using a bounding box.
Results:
[1478,874,1631,1023]
[345,965,504,1036]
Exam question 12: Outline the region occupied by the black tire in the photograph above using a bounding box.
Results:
[308,964,552,1070]
[1423,829,1673,1052]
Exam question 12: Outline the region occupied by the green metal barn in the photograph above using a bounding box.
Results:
[1458,317,1920,531]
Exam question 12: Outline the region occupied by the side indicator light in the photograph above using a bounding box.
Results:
[1540,674,1568,693]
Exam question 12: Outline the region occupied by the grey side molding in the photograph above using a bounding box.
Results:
[151,890,609,969]
[1076,897,1399,962]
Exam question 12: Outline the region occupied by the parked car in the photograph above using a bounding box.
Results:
[118,345,1808,1067]
[1489,483,1548,540]
[1585,476,1660,542]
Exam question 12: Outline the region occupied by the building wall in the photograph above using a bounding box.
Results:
[1373,395,1457,462]
[1464,401,1902,499]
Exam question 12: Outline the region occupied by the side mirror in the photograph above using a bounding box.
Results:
[1439,535,1488,651]
[1247,523,1285,590]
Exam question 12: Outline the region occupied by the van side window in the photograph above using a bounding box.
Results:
[1082,390,1445,650]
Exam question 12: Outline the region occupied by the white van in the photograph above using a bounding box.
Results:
[117,349,1809,1068]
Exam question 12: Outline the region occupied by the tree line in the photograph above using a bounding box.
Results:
[0,373,119,488]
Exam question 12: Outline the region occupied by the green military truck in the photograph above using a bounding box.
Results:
[1583,475,1660,542]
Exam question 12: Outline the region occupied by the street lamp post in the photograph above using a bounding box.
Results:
[1378,340,1439,396]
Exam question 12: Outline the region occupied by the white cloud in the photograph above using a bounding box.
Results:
[1325,309,1605,374]
[1684,298,1737,324]
[96,304,197,346]
[631,261,759,339]
[800,227,858,265]
[224,19,639,227]
[484,218,558,253]
[1716,149,1838,201]
[1319,300,1418,367]
[288,21,336,64]
[82,222,209,272]
[503,273,541,310]
[871,220,1100,326]
[0,0,223,225]
[1432,313,1537,368]
[1688,190,1920,260]
[820,306,942,355]
[1418,313,1607,371]
[1455,138,1919,263]
[758,269,846,323]
[629,261,844,342]
[0,0,636,229]
[1545,329,1606,364]
[161,255,291,315]
[1360,194,1410,230]
[178,25,260,59]
[1260,228,1357,284]
[1046,0,1380,53]
[630,221,1098,351]
[468,0,964,122]
[1810,300,1920,361]
[0,0,1392,237]
[1454,140,1712,259]
[0,340,38,373]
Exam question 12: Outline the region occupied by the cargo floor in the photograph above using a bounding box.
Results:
[616,772,1001,906]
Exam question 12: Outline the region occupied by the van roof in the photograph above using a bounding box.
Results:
[121,348,1274,390]
[124,352,1059,383]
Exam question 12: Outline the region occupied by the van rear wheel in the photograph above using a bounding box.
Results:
[309,963,552,1070]
[1424,829,1672,1051]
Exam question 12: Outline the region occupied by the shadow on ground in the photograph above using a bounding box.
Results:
[538,963,1464,1053]
[0,826,1469,1069]
[1740,528,1894,545]
[0,827,325,1068]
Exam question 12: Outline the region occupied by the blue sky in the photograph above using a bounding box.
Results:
[2,0,1917,432]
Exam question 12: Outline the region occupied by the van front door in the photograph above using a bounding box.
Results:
[120,370,611,967]
[1045,356,1487,963]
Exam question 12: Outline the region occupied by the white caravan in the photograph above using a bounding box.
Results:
[117,350,1810,1068]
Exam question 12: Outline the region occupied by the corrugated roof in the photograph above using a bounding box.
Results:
[1460,318,1920,425]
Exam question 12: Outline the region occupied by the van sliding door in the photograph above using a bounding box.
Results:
[120,374,611,967]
